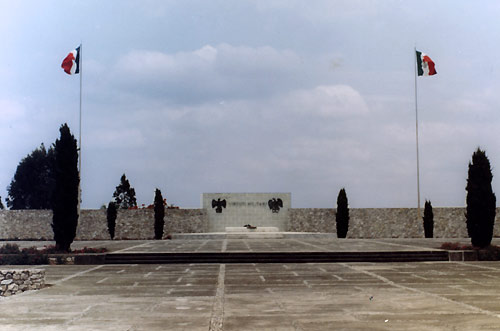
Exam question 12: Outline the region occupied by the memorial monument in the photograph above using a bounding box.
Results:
[202,193,291,232]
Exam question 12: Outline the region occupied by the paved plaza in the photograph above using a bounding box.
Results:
[0,238,500,330]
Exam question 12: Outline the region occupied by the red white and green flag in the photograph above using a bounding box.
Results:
[416,50,436,76]
[61,46,81,75]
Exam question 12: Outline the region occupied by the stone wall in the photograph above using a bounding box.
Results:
[0,209,208,240]
[0,210,53,240]
[0,269,45,297]
[110,209,207,240]
[1,207,500,239]
[289,208,500,238]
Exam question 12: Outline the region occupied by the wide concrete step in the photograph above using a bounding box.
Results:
[105,251,448,264]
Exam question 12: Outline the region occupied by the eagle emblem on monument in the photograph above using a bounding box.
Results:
[212,198,227,213]
[268,198,283,213]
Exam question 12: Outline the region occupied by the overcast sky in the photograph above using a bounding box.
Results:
[1,0,500,209]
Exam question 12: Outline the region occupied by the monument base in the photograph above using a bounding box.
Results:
[225,226,283,239]
[225,227,279,233]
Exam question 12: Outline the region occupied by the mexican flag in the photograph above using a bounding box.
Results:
[61,46,80,75]
[416,51,436,76]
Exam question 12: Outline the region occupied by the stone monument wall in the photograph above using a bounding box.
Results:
[202,193,291,232]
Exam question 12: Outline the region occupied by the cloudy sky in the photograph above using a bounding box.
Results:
[1,0,500,209]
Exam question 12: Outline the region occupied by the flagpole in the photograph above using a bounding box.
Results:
[78,42,82,217]
[414,46,421,221]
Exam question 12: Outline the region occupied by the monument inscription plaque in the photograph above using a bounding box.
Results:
[202,193,291,232]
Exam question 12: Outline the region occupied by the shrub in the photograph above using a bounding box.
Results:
[0,244,48,265]
[423,200,434,238]
[477,246,500,260]
[465,148,496,248]
[40,245,107,254]
[440,242,472,250]
[154,189,165,240]
[336,188,349,238]
[0,243,21,254]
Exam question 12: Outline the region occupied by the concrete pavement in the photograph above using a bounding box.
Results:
[0,238,499,330]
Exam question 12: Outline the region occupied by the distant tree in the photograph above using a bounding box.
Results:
[465,148,496,248]
[336,188,349,238]
[112,174,137,209]
[6,144,55,209]
[423,200,434,238]
[51,124,79,252]
[0,197,4,210]
[107,202,117,240]
[154,189,165,240]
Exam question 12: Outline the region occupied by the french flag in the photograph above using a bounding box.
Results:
[61,46,80,75]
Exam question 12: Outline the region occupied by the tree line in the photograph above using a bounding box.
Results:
[3,126,497,249]
[3,124,167,251]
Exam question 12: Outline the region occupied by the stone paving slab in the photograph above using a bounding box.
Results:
[0,260,499,329]
[0,238,499,329]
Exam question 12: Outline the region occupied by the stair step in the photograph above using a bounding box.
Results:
[104,251,448,264]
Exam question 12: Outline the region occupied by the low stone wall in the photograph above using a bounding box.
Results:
[289,208,500,238]
[288,209,335,233]
[0,210,53,240]
[0,209,208,240]
[110,209,208,240]
[0,207,500,239]
[0,269,45,297]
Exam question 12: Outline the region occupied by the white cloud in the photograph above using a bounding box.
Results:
[283,85,369,118]
[111,44,306,103]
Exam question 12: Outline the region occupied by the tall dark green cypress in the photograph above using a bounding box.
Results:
[107,202,117,240]
[423,200,434,238]
[465,148,496,248]
[51,124,79,252]
[154,189,165,240]
[336,188,349,238]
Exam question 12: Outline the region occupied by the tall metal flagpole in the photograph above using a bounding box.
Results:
[78,43,82,216]
[414,46,421,221]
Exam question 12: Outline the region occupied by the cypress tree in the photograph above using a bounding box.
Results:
[465,148,496,248]
[336,188,349,238]
[423,200,434,238]
[51,124,79,252]
[154,189,165,240]
[107,202,117,240]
